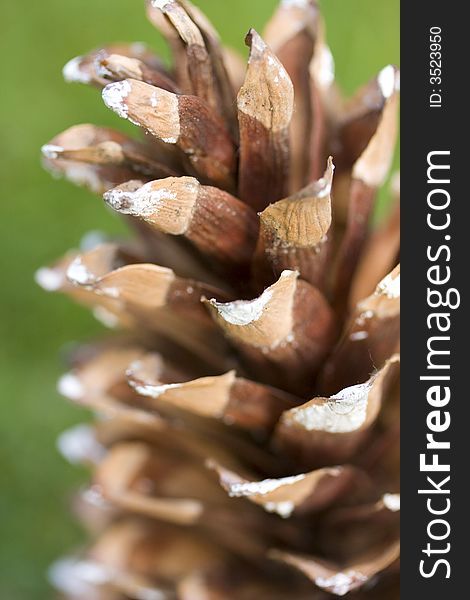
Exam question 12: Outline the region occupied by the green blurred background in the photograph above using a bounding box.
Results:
[0,1,399,597]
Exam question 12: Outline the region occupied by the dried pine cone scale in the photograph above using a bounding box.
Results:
[38,1,400,598]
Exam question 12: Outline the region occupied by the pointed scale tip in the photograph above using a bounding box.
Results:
[129,365,237,419]
[319,156,335,195]
[208,270,298,329]
[245,29,270,63]
[103,182,158,217]
[41,144,64,160]
[102,79,181,145]
[62,56,91,83]
[205,271,298,350]
[287,380,373,435]
[208,289,273,327]
[103,178,198,236]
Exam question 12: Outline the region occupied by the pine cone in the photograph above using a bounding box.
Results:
[38,1,400,598]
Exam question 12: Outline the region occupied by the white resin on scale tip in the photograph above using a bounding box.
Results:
[151,0,173,8]
[316,571,367,597]
[102,80,132,119]
[57,424,106,465]
[101,81,181,143]
[228,473,306,498]
[49,558,112,597]
[104,184,177,218]
[67,256,95,285]
[291,381,372,433]
[34,267,63,291]
[318,46,335,88]
[264,500,295,518]
[281,0,310,8]
[63,56,91,83]
[349,330,368,342]
[49,557,165,600]
[161,135,179,144]
[357,310,374,325]
[378,65,397,98]
[316,162,335,198]
[378,271,400,298]
[41,144,64,160]
[132,381,183,399]
[57,372,84,400]
[82,485,111,509]
[383,493,400,512]
[316,181,332,199]
[212,289,273,326]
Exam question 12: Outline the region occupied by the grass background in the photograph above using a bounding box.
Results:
[0,1,399,597]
